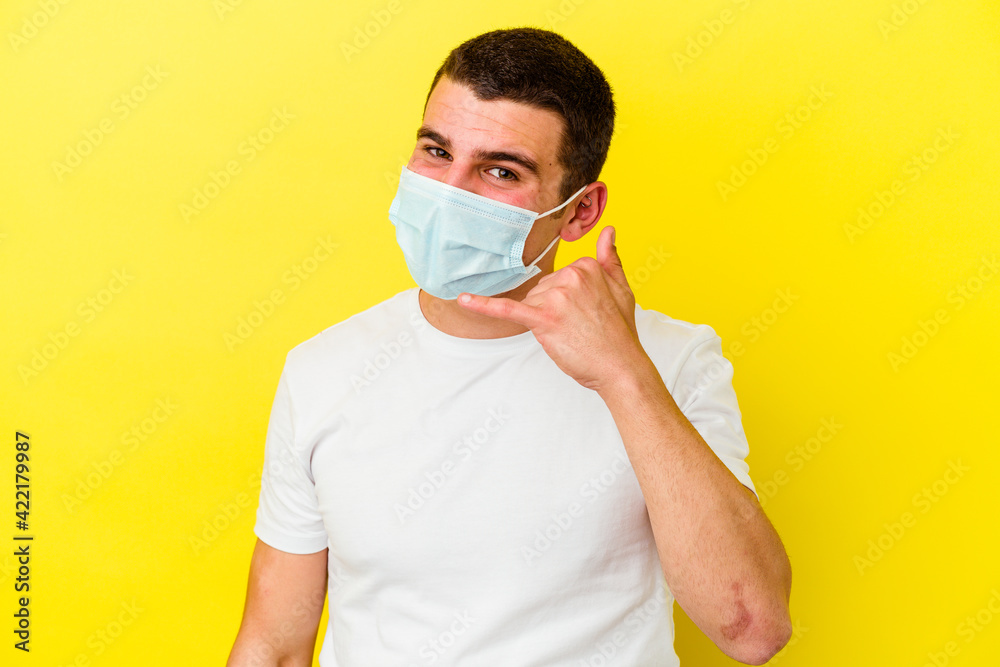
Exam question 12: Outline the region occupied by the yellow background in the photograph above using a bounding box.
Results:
[3,0,999,664]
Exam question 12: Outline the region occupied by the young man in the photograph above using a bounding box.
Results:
[229,28,792,667]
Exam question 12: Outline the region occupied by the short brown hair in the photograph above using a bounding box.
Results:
[427,28,616,204]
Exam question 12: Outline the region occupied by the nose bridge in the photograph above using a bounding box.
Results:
[440,157,477,192]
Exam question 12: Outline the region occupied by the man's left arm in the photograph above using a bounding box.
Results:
[458,226,792,665]
[597,337,792,665]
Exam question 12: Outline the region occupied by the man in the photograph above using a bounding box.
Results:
[229,27,792,666]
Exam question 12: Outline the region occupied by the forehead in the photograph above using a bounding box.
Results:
[422,77,565,170]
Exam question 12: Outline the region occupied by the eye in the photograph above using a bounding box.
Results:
[486,167,517,181]
[424,146,451,160]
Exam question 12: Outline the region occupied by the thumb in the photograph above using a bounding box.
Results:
[597,225,626,284]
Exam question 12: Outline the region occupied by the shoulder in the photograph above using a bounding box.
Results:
[283,288,418,378]
[634,302,720,366]
[633,301,733,404]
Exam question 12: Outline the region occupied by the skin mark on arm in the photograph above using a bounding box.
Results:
[719,581,753,642]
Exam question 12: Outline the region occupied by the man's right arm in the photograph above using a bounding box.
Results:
[227,538,329,667]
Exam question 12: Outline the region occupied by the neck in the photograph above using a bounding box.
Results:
[418,272,546,339]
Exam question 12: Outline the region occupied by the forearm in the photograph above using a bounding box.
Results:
[228,628,315,667]
[598,356,792,664]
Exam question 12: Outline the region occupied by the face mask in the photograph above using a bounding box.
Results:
[389,165,587,300]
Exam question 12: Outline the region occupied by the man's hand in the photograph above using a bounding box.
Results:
[464,226,794,664]
[458,226,652,393]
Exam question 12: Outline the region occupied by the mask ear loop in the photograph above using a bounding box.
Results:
[534,184,589,220]
[526,187,589,269]
[526,233,563,270]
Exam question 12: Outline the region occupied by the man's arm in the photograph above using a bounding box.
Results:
[456,226,792,665]
[598,362,792,665]
[228,538,329,667]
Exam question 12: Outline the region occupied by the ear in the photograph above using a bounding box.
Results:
[559,182,608,242]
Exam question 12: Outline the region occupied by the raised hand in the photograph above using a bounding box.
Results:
[458,226,652,393]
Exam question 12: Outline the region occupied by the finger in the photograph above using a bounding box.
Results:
[533,264,573,289]
[519,278,563,309]
[596,226,628,288]
[457,292,543,329]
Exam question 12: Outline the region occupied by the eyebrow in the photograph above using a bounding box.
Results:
[416,125,542,178]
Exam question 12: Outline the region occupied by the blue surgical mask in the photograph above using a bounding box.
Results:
[389,166,587,300]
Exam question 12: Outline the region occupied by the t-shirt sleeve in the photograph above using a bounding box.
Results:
[673,329,758,500]
[253,364,329,554]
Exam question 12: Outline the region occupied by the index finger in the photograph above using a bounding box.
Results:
[457,292,542,329]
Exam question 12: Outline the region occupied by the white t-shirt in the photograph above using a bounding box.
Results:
[254,287,757,666]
